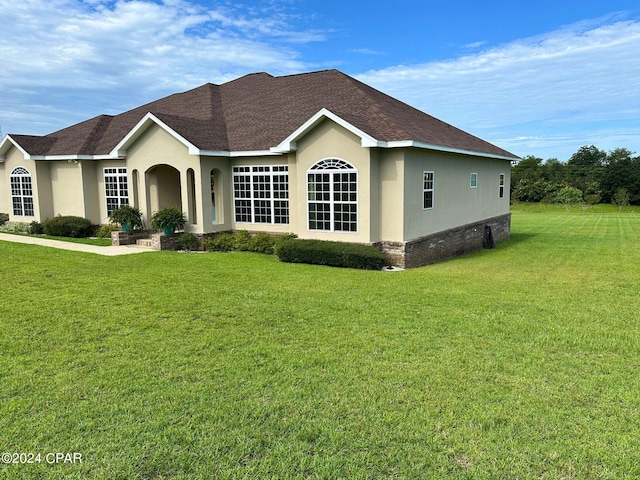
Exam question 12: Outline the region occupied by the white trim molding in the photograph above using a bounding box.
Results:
[271,108,381,153]
[110,112,200,157]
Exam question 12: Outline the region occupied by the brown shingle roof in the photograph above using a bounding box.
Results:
[7,69,518,159]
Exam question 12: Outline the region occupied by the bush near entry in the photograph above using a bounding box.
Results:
[275,239,386,270]
[42,216,93,238]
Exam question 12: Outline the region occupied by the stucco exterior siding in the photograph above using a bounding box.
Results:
[377,149,405,243]
[125,123,201,231]
[199,157,231,233]
[80,161,100,223]
[295,119,373,243]
[403,149,511,242]
[48,161,87,220]
[2,147,42,223]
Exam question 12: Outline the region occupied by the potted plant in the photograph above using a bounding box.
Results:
[151,206,187,234]
[109,205,144,232]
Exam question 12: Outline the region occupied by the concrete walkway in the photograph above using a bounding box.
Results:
[0,233,154,256]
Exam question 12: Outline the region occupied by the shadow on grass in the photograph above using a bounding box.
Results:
[500,232,538,249]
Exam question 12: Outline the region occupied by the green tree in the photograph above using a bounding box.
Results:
[511,156,544,197]
[601,148,640,204]
[556,186,583,212]
[613,188,630,211]
[567,145,606,193]
[541,158,568,184]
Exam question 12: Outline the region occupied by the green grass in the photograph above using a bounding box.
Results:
[1,210,640,479]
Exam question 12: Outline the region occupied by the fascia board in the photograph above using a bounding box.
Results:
[199,150,282,158]
[110,112,200,157]
[0,135,32,160]
[29,155,116,161]
[384,140,520,161]
[271,108,380,153]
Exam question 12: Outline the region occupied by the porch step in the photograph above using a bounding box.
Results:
[136,238,154,248]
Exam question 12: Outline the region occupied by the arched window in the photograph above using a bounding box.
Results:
[10,167,34,217]
[307,159,357,232]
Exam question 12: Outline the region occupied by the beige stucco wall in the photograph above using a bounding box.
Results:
[48,161,86,219]
[403,149,511,241]
[80,161,100,223]
[2,146,104,224]
[1,147,43,222]
[199,157,231,233]
[125,123,202,232]
[377,149,406,243]
[295,119,373,243]
[2,119,512,246]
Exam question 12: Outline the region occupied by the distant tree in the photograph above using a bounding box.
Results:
[511,156,544,197]
[613,188,630,211]
[512,179,557,203]
[540,192,555,209]
[541,158,568,183]
[556,186,583,212]
[567,145,606,193]
[584,193,601,207]
[600,148,640,204]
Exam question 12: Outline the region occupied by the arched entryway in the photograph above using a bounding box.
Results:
[146,164,182,215]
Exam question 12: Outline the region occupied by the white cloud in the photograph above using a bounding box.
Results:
[358,18,640,159]
[0,0,321,133]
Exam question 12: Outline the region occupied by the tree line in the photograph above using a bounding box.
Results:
[511,145,640,206]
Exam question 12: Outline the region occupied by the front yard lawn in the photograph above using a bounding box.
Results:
[1,210,639,478]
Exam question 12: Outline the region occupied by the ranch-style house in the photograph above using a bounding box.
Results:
[0,69,518,267]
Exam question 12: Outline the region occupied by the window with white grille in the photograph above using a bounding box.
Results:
[10,167,34,217]
[104,167,129,216]
[307,159,358,232]
[232,165,289,224]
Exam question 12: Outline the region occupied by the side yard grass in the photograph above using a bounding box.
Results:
[1,209,639,478]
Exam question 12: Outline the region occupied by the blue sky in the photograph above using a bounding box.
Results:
[1,0,639,160]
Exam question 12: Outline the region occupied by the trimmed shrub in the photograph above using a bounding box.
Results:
[29,221,44,234]
[95,224,120,238]
[0,213,9,226]
[249,231,276,254]
[233,230,252,251]
[275,239,386,270]
[4,222,30,233]
[203,232,235,252]
[178,232,199,251]
[274,232,297,247]
[42,215,93,238]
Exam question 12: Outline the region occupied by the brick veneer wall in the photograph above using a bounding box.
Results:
[151,232,225,251]
[375,213,511,269]
[111,230,152,246]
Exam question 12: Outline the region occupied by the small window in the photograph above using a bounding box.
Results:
[423,171,434,209]
[499,173,505,198]
[470,172,478,188]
